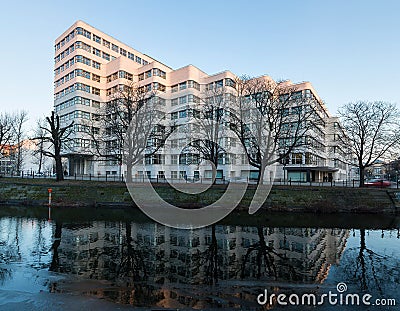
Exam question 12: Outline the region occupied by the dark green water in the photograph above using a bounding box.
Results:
[0,207,399,310]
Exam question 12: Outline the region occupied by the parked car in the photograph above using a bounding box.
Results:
[364,179,391,187]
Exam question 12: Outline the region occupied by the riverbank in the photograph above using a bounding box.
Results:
[0,178,399,214]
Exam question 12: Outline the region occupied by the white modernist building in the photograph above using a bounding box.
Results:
[54,21,352,182]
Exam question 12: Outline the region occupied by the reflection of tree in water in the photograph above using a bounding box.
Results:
[203,224,220,285]
[240,226,299,281]
[0,218,24,284]
[339,229,400,295]
[116,222,148,281]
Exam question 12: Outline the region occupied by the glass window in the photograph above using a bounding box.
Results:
[179,110,187,118]
[112,44,119,52]
[93,48,100,57]
[102,52,110,61]
[135,56,142,64]
[179,82,187,90]
[171,98,178,106]
[92,61,101,70]
[92,87,100,96]
[171,85,178,93]
[93,34,101,43]
[120,48,127,56]
[179,96,187,105]
[128,52,134,60]
[92,74,100,82]
[102,39,110,48]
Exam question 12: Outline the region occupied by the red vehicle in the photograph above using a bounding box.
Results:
[364,179,391,187]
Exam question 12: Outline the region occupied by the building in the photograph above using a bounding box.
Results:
[54,21,351,182]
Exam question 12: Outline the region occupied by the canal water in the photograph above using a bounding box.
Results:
[0,207,399,310]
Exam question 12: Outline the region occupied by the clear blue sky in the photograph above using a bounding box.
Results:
[0,0,399,128]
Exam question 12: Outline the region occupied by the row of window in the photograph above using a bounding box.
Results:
[55,55,101,76]
[55,83,100,99]
[171,94,200,106]
[140,82,166,93]
[55,96,100,112]
[60,110,91,123]
[206,78,236,90]
[55,27,150,66]
[138,68,167,81]
[171,80,200,93]
[73,124,100,134]
[170,108,201,120]
[106,70,133,83]
[55,69,100,88]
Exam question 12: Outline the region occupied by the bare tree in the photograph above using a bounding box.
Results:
[338,101,400,187]
[35,111,74,181]
[32,118,49,174]
[230,76,324,184]
[0,112,14,156]
[181,83,231,182]
[90,82,172,182]
[11,110,28,175]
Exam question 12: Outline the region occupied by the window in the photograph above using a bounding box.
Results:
[111,44,119,52]
[93,34,101,43]
[83,29,91,39]
[188,94,199,103]
[75,27,83,35]
[92,74,100,82]
[215,80,223,88]
[120,48,127,56]
[119,71,133,81]
[179,110,187,118]
[225,78,235,88]
[135,56,142,64]
[75,83,91,93]
[102,52,110,61]
[171,112,178,120]
[92,87,100,96]
[93,48,100,57]
[102,39,110,48]
[179,82,187,90]
[92,100,100,108]
[188,80,200,90]
[145,70,152,78]
[153,68,166,79]
[128,52,134,60]
[179,96,187,105]
[171,171,177,179]
[171,85,178,93]
[138,73,144,81]
[171,98,178,106]
[92,61,101,70]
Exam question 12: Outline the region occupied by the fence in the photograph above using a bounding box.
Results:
[2,172,399,189]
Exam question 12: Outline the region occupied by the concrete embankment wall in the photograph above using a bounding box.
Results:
[0,180,398,214]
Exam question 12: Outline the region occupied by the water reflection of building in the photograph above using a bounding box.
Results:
[55,222,349,307]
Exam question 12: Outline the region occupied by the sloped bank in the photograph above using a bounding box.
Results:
[0,179,398,214]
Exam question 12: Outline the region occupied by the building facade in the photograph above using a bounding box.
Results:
[54,21,352,182]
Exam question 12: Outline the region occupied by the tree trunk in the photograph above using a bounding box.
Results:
[359,166,365,187]
[257,165,266,185]
[126,162,133,183]
[55,155,64,181]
